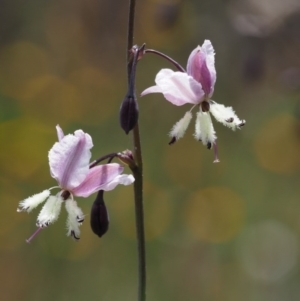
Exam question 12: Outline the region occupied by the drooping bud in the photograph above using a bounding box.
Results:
[90,190,109,237]
[119,93,139,134]
[120,44,145,134]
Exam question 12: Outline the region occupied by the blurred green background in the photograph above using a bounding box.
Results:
[1,0,300,300]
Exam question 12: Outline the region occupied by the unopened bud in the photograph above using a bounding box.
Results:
[90,190,109,237]
[117,150,135,168]
[119,93,139,134]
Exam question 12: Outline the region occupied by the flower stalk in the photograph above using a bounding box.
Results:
[126,0,146,301]
[144,48,185,72]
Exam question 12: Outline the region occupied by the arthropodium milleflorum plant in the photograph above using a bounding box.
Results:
[17,125,135,243]
[17,1,246,301]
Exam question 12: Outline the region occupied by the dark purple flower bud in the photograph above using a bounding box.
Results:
[90,190,109,237]
[119,45,145,134]
[119,93,139,134]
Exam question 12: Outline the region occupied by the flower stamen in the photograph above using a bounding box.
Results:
[26,227,43,244]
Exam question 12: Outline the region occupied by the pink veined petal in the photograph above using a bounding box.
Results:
[72,163,124,197]
[149,69,204,106]
[165,72,205,105]
[186,45,202,77]
[56,125,64,142]
[199,60,213,96]
[99,174,135,191]
[201,40,216,96]
[186,41,216,97]
[49,130,92,190]
[74,129,93,149]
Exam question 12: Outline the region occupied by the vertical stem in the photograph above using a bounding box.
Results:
[127,0,136,81]
[127,1,146,301]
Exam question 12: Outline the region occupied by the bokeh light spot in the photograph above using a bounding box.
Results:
[236,220,299,283]
[184,186,245,243]
[19,75,83,125]
[68,67,119,125]
[0,117,54,180]
[254,113,300,174]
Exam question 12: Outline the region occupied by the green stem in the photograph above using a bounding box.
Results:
[127,1,146,301]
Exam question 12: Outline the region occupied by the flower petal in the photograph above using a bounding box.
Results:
[186,41,216,97]
[100,174,135,191]
[201,40,216,96]
[65,199,84,240]
[169,111,193,141]
[36,195,63,228]
[194,111,216,146]
[142,69,204,106]
[187,45,202,78]
[140,85,163,96]
[49,129,93,190]
[72,163,125,197]
[209,101,246,130]
[56,125,64,141]
[17,190,50,213]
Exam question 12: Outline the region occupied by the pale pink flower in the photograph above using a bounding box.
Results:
[18,125,134,241]
[141,40,245,162]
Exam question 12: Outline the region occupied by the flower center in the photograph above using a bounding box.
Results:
[201,101,210,112]
[61,190,71,200]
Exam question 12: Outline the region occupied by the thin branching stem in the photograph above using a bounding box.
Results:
[145,49,186,72]
[89,153,118,168]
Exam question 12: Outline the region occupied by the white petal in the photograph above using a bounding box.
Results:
[140,85,163,96]
[194,111,216,145]
[142,69,204,106]
[65,199,84,240]
[201,40,216,96]
[36,195,63,227]
[209,101,246,130]
[56,125,64,141]
[17,190,50,213]
[169,111,193,140]
[100,174,135,191]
